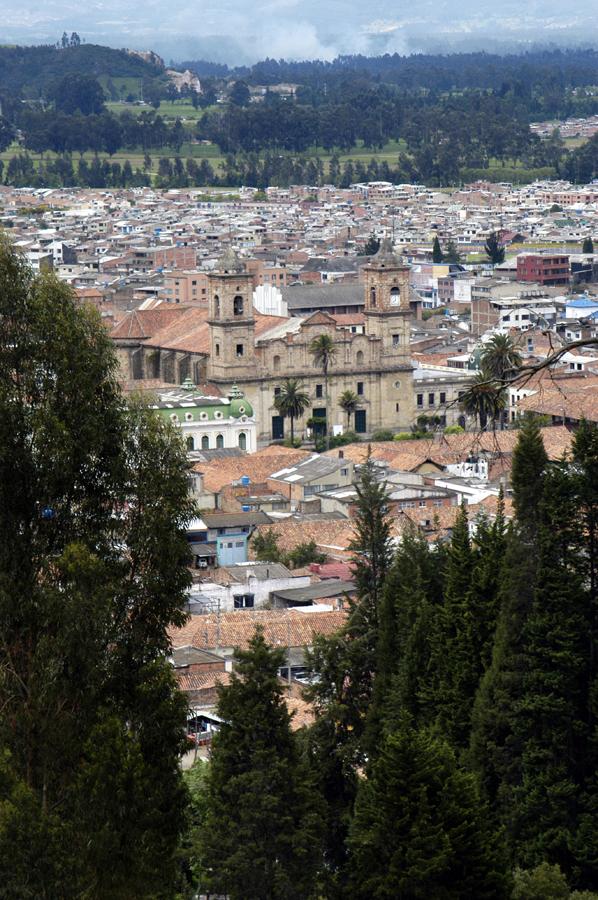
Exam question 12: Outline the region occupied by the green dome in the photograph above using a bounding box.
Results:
[227,385,252,417]
[229,397,253,417]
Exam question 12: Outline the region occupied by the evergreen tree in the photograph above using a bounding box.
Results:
[364,233,381,255]
[444,239,463,263]
[368,526,446,742]
[485,231,505,265]
[348,721,511,899]
[0,239,194,896]
[582,236,594,254]
[432,503,478,747]
[199,629,322,900]
[432,234,444,262]
[511,413,548,536]
[470,422,548,810]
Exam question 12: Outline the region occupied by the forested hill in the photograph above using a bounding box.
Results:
[180,47,598,91]
[0,42,166,99]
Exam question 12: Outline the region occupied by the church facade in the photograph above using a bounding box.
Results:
[112,241,417,444]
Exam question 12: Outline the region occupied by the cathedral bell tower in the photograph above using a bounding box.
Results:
[363,238,411,360]
[207,247,256,382]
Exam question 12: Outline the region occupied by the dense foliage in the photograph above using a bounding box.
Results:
[3,45,598,188]
[0,239,195,897]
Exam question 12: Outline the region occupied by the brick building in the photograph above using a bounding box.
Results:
[516,253,570,286]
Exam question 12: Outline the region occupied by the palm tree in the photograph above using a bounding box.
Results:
[460,370,507,431]
[309,334,337,450]
[480,334,523,383]
[338,389,360,432]
[274,378,311,444]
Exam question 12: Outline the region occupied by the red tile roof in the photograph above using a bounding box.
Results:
[171,608,347,652]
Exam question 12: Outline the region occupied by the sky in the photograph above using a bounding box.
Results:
[0,0,597,64]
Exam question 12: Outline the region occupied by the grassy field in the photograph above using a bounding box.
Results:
[0,137,409,179]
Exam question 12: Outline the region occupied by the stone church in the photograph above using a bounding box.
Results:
[111,240,417,444]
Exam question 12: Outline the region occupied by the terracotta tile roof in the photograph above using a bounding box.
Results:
[332,313,366,325]
[249,518,357,558]
[110,306,185,340]
[254,312,290,336]
[197,447,312,494]
[325,426,574,470]
[170,608,347,652]
[517,374,598,424]
[177,669,231,693]
[141,307,211,354]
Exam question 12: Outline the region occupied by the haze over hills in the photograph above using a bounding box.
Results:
[0,0,597,64]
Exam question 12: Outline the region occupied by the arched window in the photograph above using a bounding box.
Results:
[214,294,220,317]
[186,436,195,451]
[273,354,281,373]
[201,435,209,450]
[370,286,377,307]
[390,286,400,305]
[216,433,224,449]
[238,432,247,450]
[233,295,244,316]
[356,350,364,366]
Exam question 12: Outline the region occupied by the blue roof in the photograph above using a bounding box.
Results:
[567,297,598,308]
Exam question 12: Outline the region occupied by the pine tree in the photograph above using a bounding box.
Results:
[583,236,594,254]
[200,628,322,900]
[470,421,548,809]
[367,526,446,742]
[432,235,444,262]
[485,231,505,265]
[512,463,587,871]
[511,413,549,536]
[348,720,511,899]
[0,239,194,895]
[430,503,479,748]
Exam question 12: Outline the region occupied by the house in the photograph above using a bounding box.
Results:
[187,561,311,613]
[268,454,355,509]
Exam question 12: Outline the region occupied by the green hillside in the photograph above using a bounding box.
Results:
[0,42,166,99]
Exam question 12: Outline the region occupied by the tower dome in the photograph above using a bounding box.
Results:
[217,246,244,274]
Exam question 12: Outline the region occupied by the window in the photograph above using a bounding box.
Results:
[185,412,194,421]
[214,295,220,317]
[439,392,446,404]
[201,435,209,450]
[428,393,435,406]
[216,434,224,449]
[341,467,348,476]
[392,334,400,346]
[215,343,220,357]
[233,295,244,316]
[357,382,364,396]
[356,350,364,366]
[417,394,424,407]
[236,344,244,357]
[234,593,255,609]
[170,413,179,422]
[419,500,427,507]
[273,355,281,373]
[238,432,247,450]
[186,436,195,451]
[396,403,400,413]
[274,386,281,397]
[370,286,377,307]
[214,410,223,419]
[315,384,323,398]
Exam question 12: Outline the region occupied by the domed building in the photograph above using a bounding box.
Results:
[149,378,256,453]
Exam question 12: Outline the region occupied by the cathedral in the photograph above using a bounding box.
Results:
[112,240,417,444]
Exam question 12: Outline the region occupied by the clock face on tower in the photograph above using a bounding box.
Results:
[390,293,401,306]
